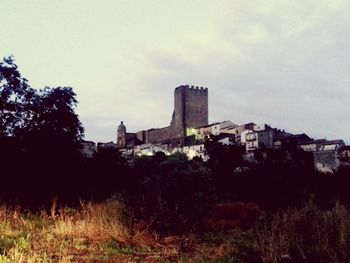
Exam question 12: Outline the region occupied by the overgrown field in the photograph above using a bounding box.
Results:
[0,200,349,263]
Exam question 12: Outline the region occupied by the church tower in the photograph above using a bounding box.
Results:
[116,121,126,148]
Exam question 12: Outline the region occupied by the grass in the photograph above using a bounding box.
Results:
[255,201,350,263]
[0,200,158,262]
[0,200,349,262]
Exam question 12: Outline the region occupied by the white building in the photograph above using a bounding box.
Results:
[182,144,208,161]
[195,121,238,140]
[245,129,274,152]
[299,139,345,174]
[299,139,345,152]
[134,143,170,156]
[221,123,256,144]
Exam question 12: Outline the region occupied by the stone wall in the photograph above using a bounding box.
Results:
[136,130,146,142]
[184,86,208,130]
[145,127,170,144]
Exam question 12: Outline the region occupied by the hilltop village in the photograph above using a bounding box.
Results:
[82,85,349,174]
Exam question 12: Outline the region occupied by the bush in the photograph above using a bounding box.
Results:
[203,202,262,231]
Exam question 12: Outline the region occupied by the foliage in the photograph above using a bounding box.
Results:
[0,56,31,137]
[0,56,84,141]
[204,135,246,193]
[0,56,84,205]
[204,135,245,169]
[23,86,84,142]
[127,156,215,234]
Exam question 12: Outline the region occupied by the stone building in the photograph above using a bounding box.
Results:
[117,85,209,148]
[116,121,140,149]
[116,121,127,148]
[170,85,208,138]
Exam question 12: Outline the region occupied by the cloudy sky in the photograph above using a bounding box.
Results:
[1,0,349,143]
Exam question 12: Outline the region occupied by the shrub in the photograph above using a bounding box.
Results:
[203,202,262,231]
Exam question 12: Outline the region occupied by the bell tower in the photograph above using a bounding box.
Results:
[116,121,126,148]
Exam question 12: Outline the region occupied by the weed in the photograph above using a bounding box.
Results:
[0,237,15,254]
[101,239,134,256]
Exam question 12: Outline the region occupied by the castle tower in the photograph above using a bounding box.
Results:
[116,121,126,148]
[170,85,208,138]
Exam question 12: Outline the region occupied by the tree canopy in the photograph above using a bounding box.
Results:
[0,56,85,205]
[0,56,84,142]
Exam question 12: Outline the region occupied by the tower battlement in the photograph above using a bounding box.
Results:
[176,85,208,92]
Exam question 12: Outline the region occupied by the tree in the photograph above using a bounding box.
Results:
[0,56,84,142]
[204,134,246,194]
[23,86,84,144]
[0,56,32,137]
[0,56,85,205]
[204,134,245,169]
[0,56,84,143]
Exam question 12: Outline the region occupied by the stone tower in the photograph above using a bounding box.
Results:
[170,85,208,138]
[116,121,126,148]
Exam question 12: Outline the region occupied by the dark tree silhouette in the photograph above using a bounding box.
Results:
[28,87,84,140]
[0,56,85,206]
[0,56,84,142]
[0,56,33,137]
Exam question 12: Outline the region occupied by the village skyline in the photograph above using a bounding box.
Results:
[2,0,349,143]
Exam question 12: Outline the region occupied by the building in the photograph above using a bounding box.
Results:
[134,144,170,157]
[117,85,209,148]
[245,129,274,152]
[195,121,238,141]
[112,84,350,170]
[170,85,208,139]
[299,139,345,152]
[275,133,310,150]
[299,139,345,173]
[237,124,274,152]
[97,142,118,151]
[80,140,96,158]
[221,123,256,144]
[182,144,208,161]
[116,121,141,149]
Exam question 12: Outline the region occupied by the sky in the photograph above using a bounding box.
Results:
[1,0,349,143]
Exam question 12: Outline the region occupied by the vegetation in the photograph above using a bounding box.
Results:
[1,56,350,262]
[0,200,348,262]
[0,200,155,262]
[255,201,350,263]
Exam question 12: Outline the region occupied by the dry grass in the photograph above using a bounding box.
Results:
[1,200,350,262]
[255,201,350,263]
[0,200,251,262]
[0,200,160,263]
[52,201,129,241]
